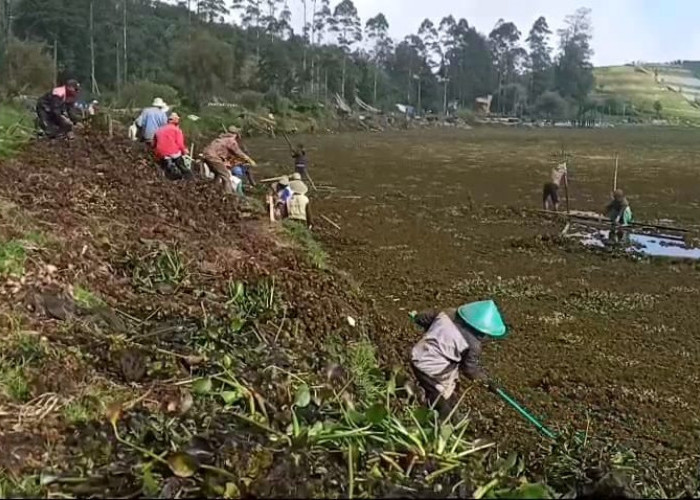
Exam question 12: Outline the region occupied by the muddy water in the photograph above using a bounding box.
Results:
[254,128,700,478]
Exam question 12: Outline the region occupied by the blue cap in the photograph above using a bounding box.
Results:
[232,166,244,177]
[457,300,507,338]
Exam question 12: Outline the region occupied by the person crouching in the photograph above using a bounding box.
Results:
[153,113,191,180]
[410,300,507,419]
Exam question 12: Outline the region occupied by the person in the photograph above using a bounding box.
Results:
[153,113,191,180]
[233,134,257,187]
[36,79,81,139]
[135,97,169,145]
[202,126,257,194]
[292,144,309,180]
[286,179,312,228]
[410,300,507,419]
[266,176,291,219]
[604,189,633,226]
[604,189,633,242]
[542,162,568,211]
[230,166,245,195]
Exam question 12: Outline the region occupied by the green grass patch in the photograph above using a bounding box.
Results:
[62,397,100,425]
[0,471,42,498]
[0,366,30,401]
[282,220,329,269]
[73,285,106,309]
[0,104,32,158]
[0,239,27,277]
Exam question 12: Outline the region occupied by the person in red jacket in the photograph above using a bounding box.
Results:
[153,113,191,180]
[36,79,81,139]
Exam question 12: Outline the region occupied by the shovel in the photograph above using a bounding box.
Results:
[410,312,557,439]
[487,383,557,439]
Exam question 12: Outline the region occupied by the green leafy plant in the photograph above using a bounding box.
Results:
[0,239,26,277]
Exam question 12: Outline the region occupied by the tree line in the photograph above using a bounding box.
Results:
[0,0,595,119]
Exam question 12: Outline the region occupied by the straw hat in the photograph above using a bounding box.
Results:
[152,97,167,108]
[457,300,507,338]
[291,172,302,181]
[278,175,290,187]
[289,180,308,195]
[227,125,241,135]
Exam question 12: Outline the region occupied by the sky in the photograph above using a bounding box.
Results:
[282,0,700,67]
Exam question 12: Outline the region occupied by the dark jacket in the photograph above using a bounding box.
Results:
[37,86,79,122]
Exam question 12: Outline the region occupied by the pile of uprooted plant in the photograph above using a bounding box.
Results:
[0,130,674,498]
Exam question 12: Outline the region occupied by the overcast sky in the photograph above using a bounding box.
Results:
[280,0,700,67]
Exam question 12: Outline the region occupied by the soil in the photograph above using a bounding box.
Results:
[0,129,378,497]
[252,126,700,489]
[2,125,700,495]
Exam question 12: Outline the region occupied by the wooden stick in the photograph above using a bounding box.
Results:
[613,154,619,191]
[321,214,341,230]
[305,171,318,192]
[267,195,275,222]
[260,176,286,183]
[534,209,691,233]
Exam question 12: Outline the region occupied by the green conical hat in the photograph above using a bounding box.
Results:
[457,300,507,338]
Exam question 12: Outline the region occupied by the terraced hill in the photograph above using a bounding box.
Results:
[593,62,700,122]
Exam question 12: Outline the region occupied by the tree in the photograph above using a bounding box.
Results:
[653,99,663,118]
[526,16,553,102]
[312,0,330,45]
[172,29,234,106]
[1,38,53,94]
[555,7,594,105]
[365,13,391,103]
[535,90,568,121]
[417,19,440,72]
[489,19,526,114]
[197,0,228,23]
[329,0,361,99]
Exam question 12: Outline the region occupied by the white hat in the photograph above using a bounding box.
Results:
[290,180,308,195]
[291,172,302,181]
[152,97,167,108]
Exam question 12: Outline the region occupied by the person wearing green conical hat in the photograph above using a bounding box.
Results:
[410,300,507,418]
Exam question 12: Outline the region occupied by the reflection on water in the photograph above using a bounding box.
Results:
[570,228,700,260]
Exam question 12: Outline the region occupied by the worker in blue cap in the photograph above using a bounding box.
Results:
[410,300,507,418]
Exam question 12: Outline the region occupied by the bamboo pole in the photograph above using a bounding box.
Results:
[613,153,619,191]
[320,214,341,230]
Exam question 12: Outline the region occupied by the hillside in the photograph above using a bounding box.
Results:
[593,63,700,122]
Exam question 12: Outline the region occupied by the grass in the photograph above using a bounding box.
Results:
[594,65,700,122]
[283,220,329,269]
[0,471,42,498]
[0,103,32,158]
[73,285,106,309]
[0,239,27,277]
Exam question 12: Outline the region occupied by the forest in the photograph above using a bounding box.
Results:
[0,0,594,119]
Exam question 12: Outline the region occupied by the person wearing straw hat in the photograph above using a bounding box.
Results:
[135,97,169,145]
[203,125,257,194]
[410,300,507,418]
[286,179,313,228]
[153,113,191,180]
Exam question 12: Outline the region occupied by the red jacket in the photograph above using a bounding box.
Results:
[153,124,187,159]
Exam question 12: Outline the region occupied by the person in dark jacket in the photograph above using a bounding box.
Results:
[36,79,81,139]
[292,144,310,180]
[410,300,507,418]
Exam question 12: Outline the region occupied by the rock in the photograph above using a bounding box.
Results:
[35,292,76,320]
